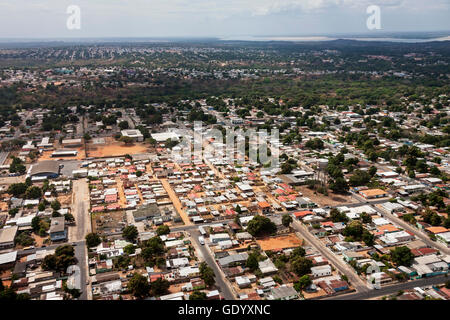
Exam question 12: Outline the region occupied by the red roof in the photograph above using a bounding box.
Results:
[294,211,313,218]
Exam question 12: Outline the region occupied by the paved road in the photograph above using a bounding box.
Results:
[371,204,450,255]
[323,275,449,300]
[188,229,236,300]
[291,219,370,293]
[349,192,450,255]
[18,240,89,300]
[70,179,91,242]
[74,240,89,300]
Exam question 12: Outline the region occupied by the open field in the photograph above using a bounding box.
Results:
[297,186,358,207]
[86,138,149,158]
[257,233,304,251]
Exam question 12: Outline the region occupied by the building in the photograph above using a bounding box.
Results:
[359,189,388,199]
[51,150,78,158]
[49,217,67,242]
[28,160,60,179]
[436,232,450,246]
[0,251,17,270]
[268,285,298,300]
[61,138,83,148]
[311,265,332,278]
[151,131,181,143]
[0,226,18,250]
[121,129,144,142]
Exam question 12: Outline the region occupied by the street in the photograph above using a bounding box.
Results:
[69,178,91,242]
[188,229,236,300]
[323,274,449,300]
[291,219,370,293]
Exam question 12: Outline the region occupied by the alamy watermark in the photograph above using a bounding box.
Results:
[171,121,280,171]
[366,261,382,290]
[66,264,82,291]
[367,5,381,30]
[67,5,81,30]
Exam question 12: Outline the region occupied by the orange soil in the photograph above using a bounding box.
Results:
[86,141,149,158]
[297,186,358,207]
[256,234,304,251]
[161,179,192,226]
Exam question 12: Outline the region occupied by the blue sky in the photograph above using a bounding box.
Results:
[0,0,449,38]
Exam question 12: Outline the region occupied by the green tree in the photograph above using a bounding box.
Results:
[282,214,293,228]
[51,200,61,211]
[25,186,42,199]
[199,262,215,287]
[189,290,207,300]
[291,257,313,276]
[124,244,136,255]
[122,225,138,242]
[31,216,41,232]
[85,233,101,248]
[7,183,27,197]
[330,208,349,223]
[128,273,150,299]
[294,275,312,292]
[156,225,170,236]
[150,278,170,296]
[246,252,259,271]
[390,246,414,267]
[247,216,277,237]
[360,212,372,224]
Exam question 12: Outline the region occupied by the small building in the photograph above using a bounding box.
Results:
[359,189,388,199]
[61,138,83,148]
[268,285,298,300]
[121,129,144,142]
[49,217,67,242]
[311,265,332,278]
[0,251,17,270]
[0,226,18,250]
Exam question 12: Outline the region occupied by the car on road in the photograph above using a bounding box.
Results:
[198,236,205,245]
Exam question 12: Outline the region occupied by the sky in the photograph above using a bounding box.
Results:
[0,0,449,38]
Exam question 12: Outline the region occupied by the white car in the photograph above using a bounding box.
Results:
[198,236,205,245]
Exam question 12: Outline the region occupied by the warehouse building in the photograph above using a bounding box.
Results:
[28,160,60,179]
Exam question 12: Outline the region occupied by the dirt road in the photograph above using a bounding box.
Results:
[161,179,192,226]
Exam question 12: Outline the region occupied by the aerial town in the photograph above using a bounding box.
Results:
[0,38,449,302]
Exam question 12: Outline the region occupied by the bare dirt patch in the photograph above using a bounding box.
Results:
[297,186,358,207]
[257,233,304,251]
[86,138,149,158]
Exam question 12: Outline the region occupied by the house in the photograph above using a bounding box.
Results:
[121,129,144,142]
[210,233,231,244]
[425,226,448,235]
[436,232,450,246]
[258,201,271,213]
[235,276,251,288]
[359,189,388,199]
[258,259,278,275]
[268,285,298,300]
[311,265,332,278]
[343,251,365,262]
[0,226,18,250]
[49,217,67,242]
[217,253,249,268]
[0,251,17,270]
